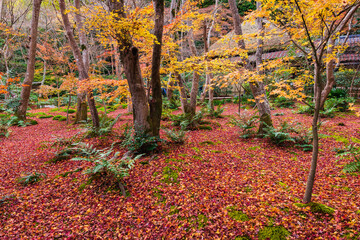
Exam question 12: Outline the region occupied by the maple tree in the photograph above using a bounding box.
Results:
[256,0,360,203]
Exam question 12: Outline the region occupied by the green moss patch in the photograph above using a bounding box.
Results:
[52,115,67,121]
[227,206,249,222]
[294,202,335,215]
[258,225,290,240]
[38,115,53,119]
[162,166,181,184]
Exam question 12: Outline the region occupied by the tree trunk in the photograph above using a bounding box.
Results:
[108,0,151,134]
[41,60,46,85]
[16,0,42,120]
[176,72,190,113]
[73,0,89,123]
[228,0,245,49]
[149,0,164,137]
[320,37,336,110]
[208,73,214,110]
[114,43,121,80]
[254,2,272,135]
[228,0,272,134]
[59,0,99,128]
[187,30,200,115]
[303,63,322,203]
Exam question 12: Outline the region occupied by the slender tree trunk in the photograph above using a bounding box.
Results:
[167,73,174,100]
[303,63,322,203]
[208,73,214,110]
[41,60,46,85]
[66,94,71,124]
[149,0,164,137]
[349,63,360,97]
[320,37,336,109]
[16,0,42,120]
[187,30,200,115]
[228,0,245,49]
[176,72,190,113]
[59,0,99,128]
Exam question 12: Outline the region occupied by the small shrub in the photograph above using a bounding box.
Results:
[17,172,46,185]
[230,110,258,138]
[328,88,347,99]
[163,128,187,144]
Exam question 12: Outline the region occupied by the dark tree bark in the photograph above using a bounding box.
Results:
[108,0,151,134]
[149,0,165,136]
[16,0,42,120]
[73,0,89,123]
[59,0,99,128]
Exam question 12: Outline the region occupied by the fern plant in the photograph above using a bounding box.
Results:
[122,125,161,153]
[337,143,360,173]
[71,142,143,195]
[17,172,47,185]
[171,111,204,130]
[163,128,187,144]
[0,115,12,138]
[86,113,121,137]
[263,123,295,146]
[230,110,259,138]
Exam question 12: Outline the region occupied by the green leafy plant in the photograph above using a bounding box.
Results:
[263,122,295,146]
[17,171,47,185]
[273,96,295,108]
[163,128,187,144]
[230,110,259,138]
[161,108,174,121]
[86,113,121,138]
[205,104,224,118]
[171,111,204,130]
[71,142,143,195]
[122,125,162,153]
[0,114,12,138]
[336,142,360,173]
